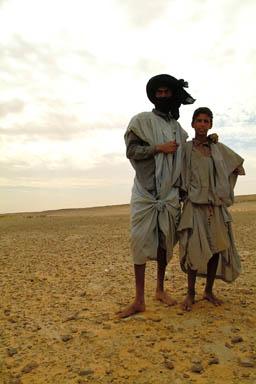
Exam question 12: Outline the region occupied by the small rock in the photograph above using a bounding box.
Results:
[63,312,79,322]
[80,331,96,338]
[191,363,203,373]
[231,336,243,344]
[8,317,17,323]
[78,368,94,376]
[238,357,254,368]
[4,309,10,316]
[241,373,250,378]
[165,361,174,370]
[62,335,73,342]
[7,348,18,357]
[208,358,219,365]
[149,317,162,322]
[22,361,38,373]
[183,373,190,378]
[9,378,22,384]
[135,315,147,321]
[191,358,201,364]
[103,324,111,329]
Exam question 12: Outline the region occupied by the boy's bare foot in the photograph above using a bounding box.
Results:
[155,291,177,306]
[203,291,223,306]
[182,293,195,311]
[116,301,145,319]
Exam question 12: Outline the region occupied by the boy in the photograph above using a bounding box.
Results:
[178,107,245,311]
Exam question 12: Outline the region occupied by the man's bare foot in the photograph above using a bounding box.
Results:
[182,293,195,311]
[155,291,177,306]
[116,301,145,319]
[203,291,223,306]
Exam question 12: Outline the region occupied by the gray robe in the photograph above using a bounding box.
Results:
[178,141,244,282]
[125,111,188,265]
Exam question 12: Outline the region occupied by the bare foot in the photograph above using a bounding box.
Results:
[116,301,145,319]
[155,291,177,306]
[182,293,195,311]
[203,291,223,306]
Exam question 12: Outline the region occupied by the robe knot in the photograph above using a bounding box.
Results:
[156,200,165,212]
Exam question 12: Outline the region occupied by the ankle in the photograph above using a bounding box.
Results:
[135,297,145,304]
[187,289,195,296]
[156,285,164,293]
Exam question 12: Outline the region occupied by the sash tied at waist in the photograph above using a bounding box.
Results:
[156,200,165,212]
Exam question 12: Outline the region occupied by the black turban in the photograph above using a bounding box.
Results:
[146,74,195,120]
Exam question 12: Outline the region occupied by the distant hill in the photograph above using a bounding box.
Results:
[234,194,256,203]
[2,195,255,217]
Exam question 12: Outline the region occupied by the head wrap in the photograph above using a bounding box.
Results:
[146,74,195,120]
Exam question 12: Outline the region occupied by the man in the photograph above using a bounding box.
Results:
[118,74,195,318]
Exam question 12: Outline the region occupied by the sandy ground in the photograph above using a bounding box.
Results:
[0,196,256,384]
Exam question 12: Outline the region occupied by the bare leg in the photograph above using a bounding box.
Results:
[117,264,146,318]
[182,267,197,311]
[203,253,223,305]
[155,247,177,305]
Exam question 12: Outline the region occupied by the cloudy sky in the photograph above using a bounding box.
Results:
[0,0,255,213]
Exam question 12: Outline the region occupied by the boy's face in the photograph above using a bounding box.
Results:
[192,113,212,136]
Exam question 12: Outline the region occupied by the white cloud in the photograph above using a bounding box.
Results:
[0,0,255,213]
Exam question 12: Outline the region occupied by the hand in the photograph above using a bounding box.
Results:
[208,133,218,143]
[155,141,180,154]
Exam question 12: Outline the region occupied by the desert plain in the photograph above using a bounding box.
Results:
[0,195,256,384]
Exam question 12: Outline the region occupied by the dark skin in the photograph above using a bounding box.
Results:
[117,86,178,319]
[182,113,223,311]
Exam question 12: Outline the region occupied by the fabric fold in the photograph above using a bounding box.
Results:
[178,141,244,283]
[125,112,187,264]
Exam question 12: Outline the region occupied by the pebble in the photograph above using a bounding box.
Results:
[7,348,18,357]
[208,358,219,365]
[238,357,255,368]
[8,317,17,323]
[9,378,22,384]
[78,368,94,376]
[241,373,251,378]
[149,317,162,322]
[191,363,203,373]
[4,309,11,316]
[62,335,73,342]
[165,361,174,370]
[231,336,243,344]
[134,315,147,321]
[80,331,97,338]
[21,361,38,373]
[191,357,201,364]
[63,313,79,322]
[103,324,111,329]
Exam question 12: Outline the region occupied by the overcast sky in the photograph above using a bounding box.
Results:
[0,0,255,213]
